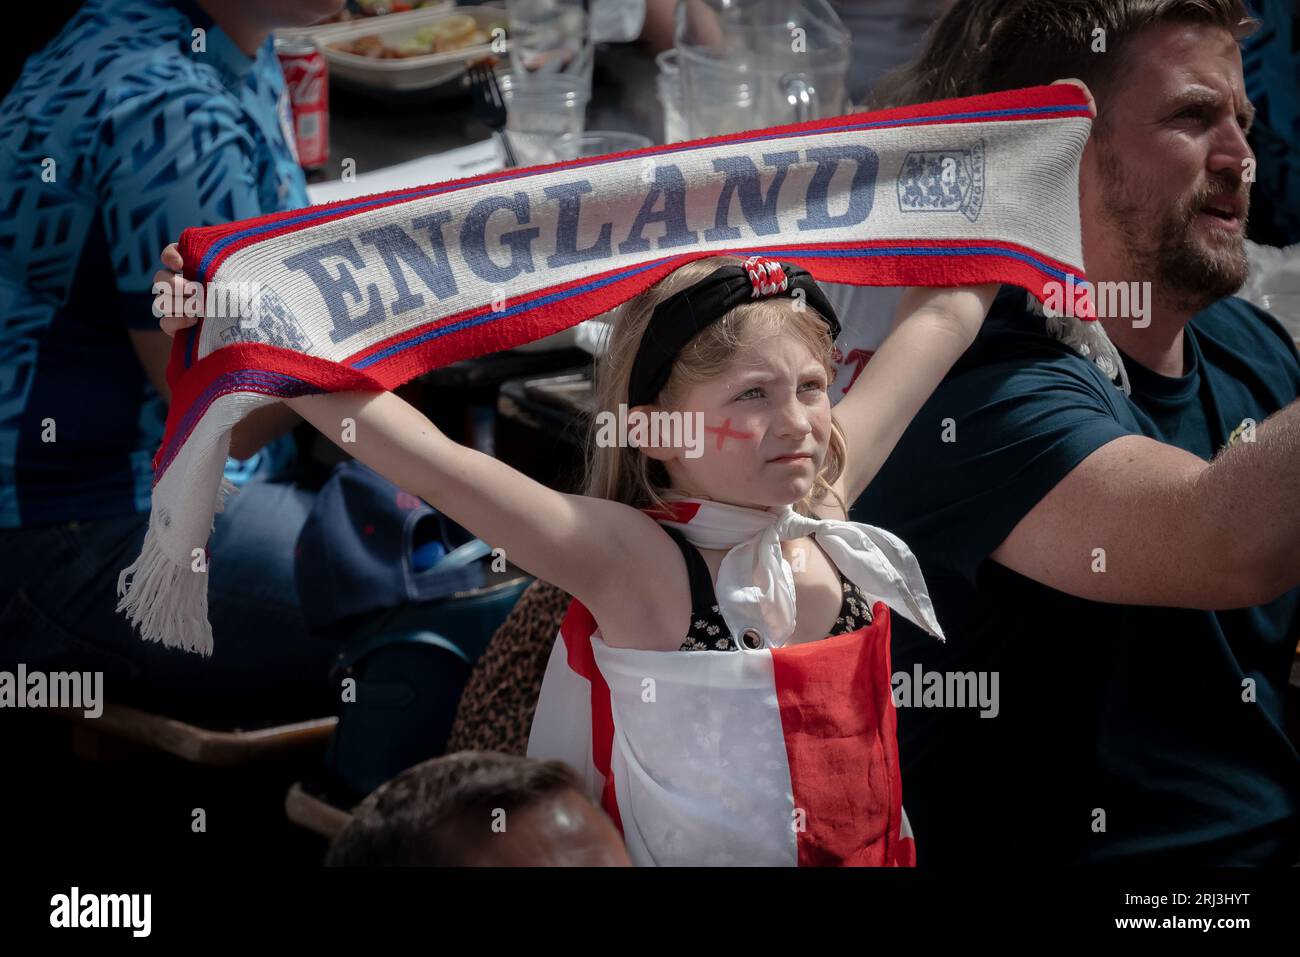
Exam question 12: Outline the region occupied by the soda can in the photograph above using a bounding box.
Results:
[275,35,329,171]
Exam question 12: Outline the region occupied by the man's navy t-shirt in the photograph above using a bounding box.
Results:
[853,286,1300,864]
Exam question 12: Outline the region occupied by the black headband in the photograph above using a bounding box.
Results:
[626,258,841,408]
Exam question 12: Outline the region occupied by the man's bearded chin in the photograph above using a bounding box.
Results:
[1100,155,1250,314]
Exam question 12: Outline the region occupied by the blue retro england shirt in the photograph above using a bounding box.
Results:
[0,0,308,528]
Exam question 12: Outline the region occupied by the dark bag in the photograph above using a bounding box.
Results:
[294,460,531,803]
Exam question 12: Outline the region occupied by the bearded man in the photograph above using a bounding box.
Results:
[856,0,1300,864]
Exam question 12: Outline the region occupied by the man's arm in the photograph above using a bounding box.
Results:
[992,399,1300,609]
[127,328,300,460]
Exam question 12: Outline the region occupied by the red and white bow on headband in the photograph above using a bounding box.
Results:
[744,256,790,298]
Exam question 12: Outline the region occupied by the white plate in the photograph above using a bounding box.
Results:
[318,5,509,92]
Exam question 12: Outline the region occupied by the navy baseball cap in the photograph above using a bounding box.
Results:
[294,460,489,637]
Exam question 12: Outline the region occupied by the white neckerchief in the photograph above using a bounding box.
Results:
[654,497,945,649]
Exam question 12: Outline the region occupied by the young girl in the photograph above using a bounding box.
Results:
[159,246,998,863]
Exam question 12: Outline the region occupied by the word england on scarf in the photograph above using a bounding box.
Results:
[117,84,1095,653]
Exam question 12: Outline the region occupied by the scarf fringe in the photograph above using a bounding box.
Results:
[1032,293,1133,395]
[115,475,241,657]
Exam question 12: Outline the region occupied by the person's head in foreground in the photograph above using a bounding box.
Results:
[585,254,847,517]
[325,751,631,866]
[874,0,1258,322]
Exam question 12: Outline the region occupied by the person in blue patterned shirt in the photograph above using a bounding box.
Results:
[0,0,348,722]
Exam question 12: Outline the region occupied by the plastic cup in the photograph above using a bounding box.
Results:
[498,71,590,166]
[655,48,686,144]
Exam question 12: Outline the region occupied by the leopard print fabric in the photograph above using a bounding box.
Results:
[446,578,571,757]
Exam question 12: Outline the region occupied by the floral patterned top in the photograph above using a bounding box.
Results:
[658,523,874,652]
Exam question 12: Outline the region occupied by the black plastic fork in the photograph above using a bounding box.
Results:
[466,62,518,169]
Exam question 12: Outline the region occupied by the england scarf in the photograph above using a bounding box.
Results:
[527,498,940,866]
[116,84,1095,654]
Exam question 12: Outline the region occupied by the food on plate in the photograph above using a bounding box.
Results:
[331,13,494,59]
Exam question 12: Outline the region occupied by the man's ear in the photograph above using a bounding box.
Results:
[1078,138,1105,217]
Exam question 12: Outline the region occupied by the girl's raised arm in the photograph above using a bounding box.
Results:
[282,388,655,612]
[830,283,999,505]
[155,241,655,614]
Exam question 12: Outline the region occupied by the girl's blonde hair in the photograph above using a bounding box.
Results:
[582,254,847,518]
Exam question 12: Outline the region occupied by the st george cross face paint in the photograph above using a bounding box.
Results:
[704,418,755,451]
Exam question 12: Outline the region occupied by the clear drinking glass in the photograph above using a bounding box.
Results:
[505,0,593,96]
[674,0,851,139]
[655,48,687,144]
[499,71,590,166]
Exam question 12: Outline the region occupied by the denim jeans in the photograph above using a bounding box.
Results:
[0,475,344,725]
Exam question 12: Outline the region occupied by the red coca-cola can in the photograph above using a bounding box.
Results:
[275,35,329,171]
